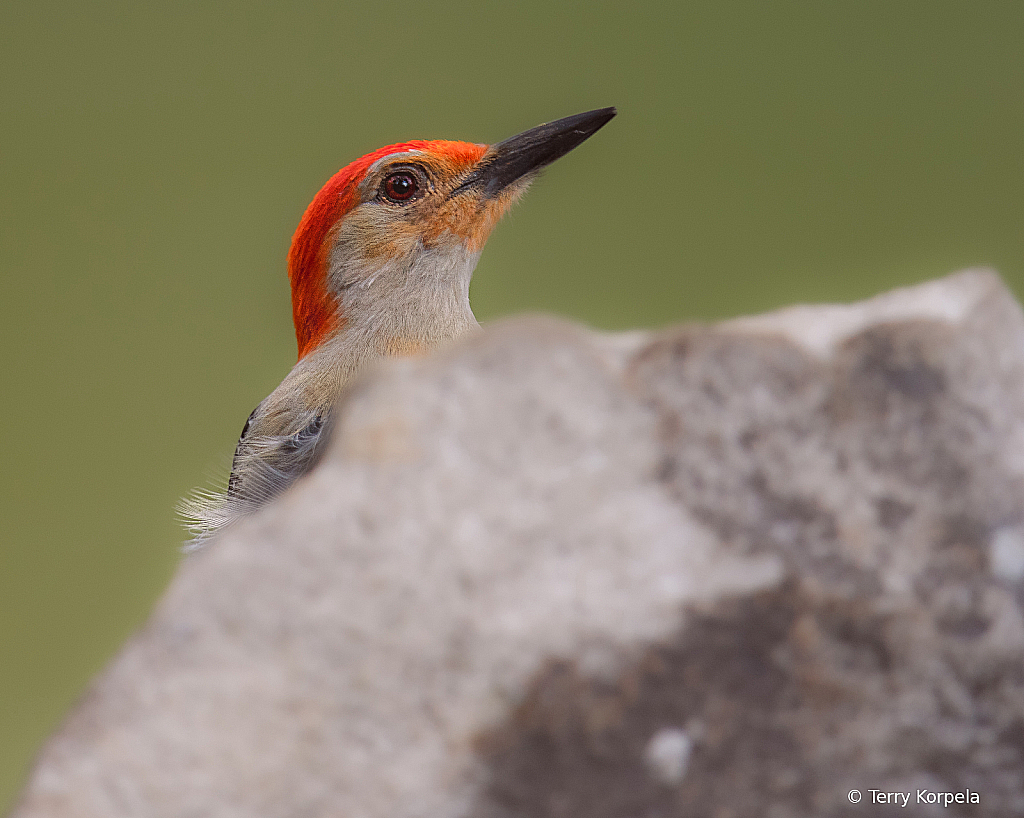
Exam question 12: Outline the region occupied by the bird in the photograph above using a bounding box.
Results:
[180,107,617,548]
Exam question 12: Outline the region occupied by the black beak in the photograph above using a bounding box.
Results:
[451,107,616,198]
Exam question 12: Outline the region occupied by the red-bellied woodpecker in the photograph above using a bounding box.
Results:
[181,108,616,547]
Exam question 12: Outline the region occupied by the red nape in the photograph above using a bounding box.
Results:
[287,140,488,359]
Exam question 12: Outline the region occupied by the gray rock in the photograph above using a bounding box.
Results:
[11,269,1024,817]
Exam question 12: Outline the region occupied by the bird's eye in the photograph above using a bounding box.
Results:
[382,171,419,202]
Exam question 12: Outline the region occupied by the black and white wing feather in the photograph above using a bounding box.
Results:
[178,407,331,550]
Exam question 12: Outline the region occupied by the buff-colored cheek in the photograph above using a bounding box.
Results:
[423,187,526,252]
[350,173,529,256]
[423,197,479,245]
[343,209,422,260]
[368,224,421,259]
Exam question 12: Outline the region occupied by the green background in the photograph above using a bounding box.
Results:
[2,0,1022,807]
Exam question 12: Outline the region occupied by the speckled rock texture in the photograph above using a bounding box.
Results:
[11,270,1024,818]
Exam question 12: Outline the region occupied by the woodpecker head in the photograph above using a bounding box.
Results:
[287,108,616,359]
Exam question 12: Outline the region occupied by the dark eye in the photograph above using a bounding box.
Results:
[382,171,419,202]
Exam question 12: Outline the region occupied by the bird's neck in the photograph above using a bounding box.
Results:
[307,241,482,379]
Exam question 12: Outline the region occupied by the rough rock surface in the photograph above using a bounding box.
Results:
[11,269,1024,817]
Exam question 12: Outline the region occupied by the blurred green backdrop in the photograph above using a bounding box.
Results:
[2,0,1022,807]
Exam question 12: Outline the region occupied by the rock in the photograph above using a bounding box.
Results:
[10,269,1024,817]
